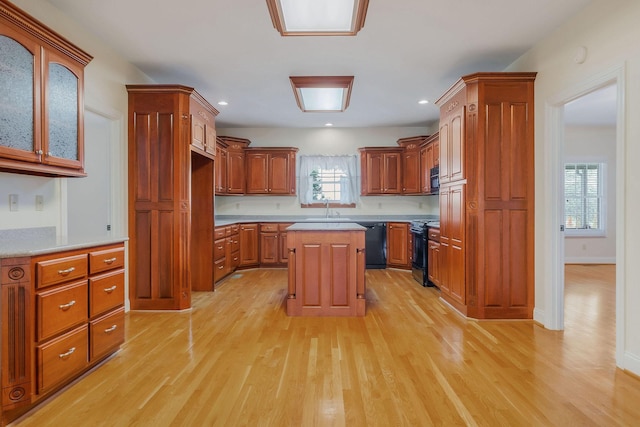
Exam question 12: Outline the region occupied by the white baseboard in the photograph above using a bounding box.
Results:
[564,256,616,264]
[533,307,546,326]
[623,351,640,377]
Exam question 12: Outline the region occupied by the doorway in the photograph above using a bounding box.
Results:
[546,66,626,367]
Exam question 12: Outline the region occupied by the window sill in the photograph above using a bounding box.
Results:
[301,203,356,208]
[565,229,606,237]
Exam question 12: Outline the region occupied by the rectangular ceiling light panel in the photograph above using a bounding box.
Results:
[290,76,354,112]
[267,0,368,36]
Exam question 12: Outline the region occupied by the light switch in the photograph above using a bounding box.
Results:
[9,194,18,211]
[35,195,44,211]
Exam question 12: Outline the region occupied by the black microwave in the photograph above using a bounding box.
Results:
[430,166,439,193]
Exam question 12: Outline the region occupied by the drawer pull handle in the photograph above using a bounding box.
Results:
[218,265,224,270]
[103,257,117,264]
[104,325,118,333]
[104,285,117,294]
[59,300,76,311]
[217,246,223,250]
[58,267,75,276]
[59,347,76,359]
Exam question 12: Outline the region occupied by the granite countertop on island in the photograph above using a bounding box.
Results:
[286,222,366,231]
[0,227,128,258]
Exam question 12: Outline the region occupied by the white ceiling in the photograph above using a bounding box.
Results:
[48,0,594,129]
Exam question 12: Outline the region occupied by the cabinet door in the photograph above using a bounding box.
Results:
[440,184,465,304]
[402,150,420,194]
[42,49,84,171]
[215,145,227,193]
[205,124,216,156]
[383,152,402,194]
[190,114,206,152]
[387,222,409,267]
[439,121,450,184]
[227,150,245,194]
[420,145,430,193]
[246,152,269,194]
[239,224,259,266]
[364,152,384,194]
[427,241,440,286]
[268,152,290,194]
[0,31,40,164]
[260,232,279,264]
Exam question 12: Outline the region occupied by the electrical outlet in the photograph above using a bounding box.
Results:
[235,203,240,210]
[378,202,382,209]
[9,194,18,211]
[419,202,423,209]
[35,195,44,211]
[276,203,280,210]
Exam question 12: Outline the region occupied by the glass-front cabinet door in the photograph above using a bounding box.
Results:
[0,29,41,164]
[42,50,84,170]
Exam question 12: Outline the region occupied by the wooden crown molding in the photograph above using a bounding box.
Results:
[289,76,354,112]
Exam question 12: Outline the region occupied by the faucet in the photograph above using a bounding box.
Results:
[324,198,330,218]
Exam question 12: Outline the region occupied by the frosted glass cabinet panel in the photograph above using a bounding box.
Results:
[0,35,34,153]
[0,0,91,177]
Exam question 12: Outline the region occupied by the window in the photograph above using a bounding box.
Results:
[564,163,605,236]
[299,155,358,206]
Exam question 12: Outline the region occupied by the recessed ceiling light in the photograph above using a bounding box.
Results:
[217,101,228,106]
[325,123,333,127]
[290,76,354,112]
[266,0,369,36]
[418,99,429,104]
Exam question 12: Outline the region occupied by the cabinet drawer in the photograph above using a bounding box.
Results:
[230,224,240,234]
[214,227,226,240]
[214,238,226,260]
[230,250,240,270]
[37,324,88,394]
[90,308,125,362]
[37,281,88,341]
[428,228,440,241]
[230,235,240,252]
[89,246,124,275]
[36,254,87,289]
[89,270,124,317]
[224,225,232,237]
[213,257,226,282]
[260,223,278,232]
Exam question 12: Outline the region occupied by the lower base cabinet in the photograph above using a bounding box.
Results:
[0,241,126,426]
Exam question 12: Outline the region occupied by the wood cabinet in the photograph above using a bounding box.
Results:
[386,222,411,269]
[245,148,298,195]
[420,133,439,194]
[358,147,403,195]
[0,242,125,425]
[286,227,366,317]
[189,97,217,158]
[215,136,250,194]
[397,136,427,195]
[0,0,92,177]
[127,85,219,310]
[259,223,280,265]
[212,225,241,284]
[435,72,536,319]
[278,223,293,264]
[427,227,441,288]
[239,223,259,267]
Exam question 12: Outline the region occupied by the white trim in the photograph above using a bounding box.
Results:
[545,63,626,369]
[624,351,640,376]
[565,257,616,264]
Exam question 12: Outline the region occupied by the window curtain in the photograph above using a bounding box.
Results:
[299,155,358,204]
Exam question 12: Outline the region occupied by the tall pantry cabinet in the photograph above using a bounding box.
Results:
[127,85,219,310]
[435,72,536,319]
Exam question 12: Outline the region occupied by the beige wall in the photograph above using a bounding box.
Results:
[507,0,640,373]
[216,127,440,217]
[0,0,152,234]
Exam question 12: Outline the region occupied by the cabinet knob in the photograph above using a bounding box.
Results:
[47,152,52,157]
[35,149,43,155]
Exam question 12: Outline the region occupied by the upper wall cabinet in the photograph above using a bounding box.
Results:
[0,0,92,177]
[245,148,298,195]
[358,147,403,195]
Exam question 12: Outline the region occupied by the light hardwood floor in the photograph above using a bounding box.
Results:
[11,265,640,426]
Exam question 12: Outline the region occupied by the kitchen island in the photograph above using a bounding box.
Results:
[286,223,366,317]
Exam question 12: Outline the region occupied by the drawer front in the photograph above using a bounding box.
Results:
[90,308,125,362]
[36,254,87,289]
[89,246,125,275]
[224,225,232,237]
[37,325,88,394]
[428,228,440,241]
[230,224,239,234]
[89,270,125,317]
[230,235,240,252]
[213,257,226,282]
[214,227,226,240]
[214,238,226,260]
[260,223,278,232]
[37,281,89,341]
[230,250,240,270]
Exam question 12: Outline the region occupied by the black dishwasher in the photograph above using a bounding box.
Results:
[357,222,387,269]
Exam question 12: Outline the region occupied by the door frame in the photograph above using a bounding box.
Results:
[544,64,626,367]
